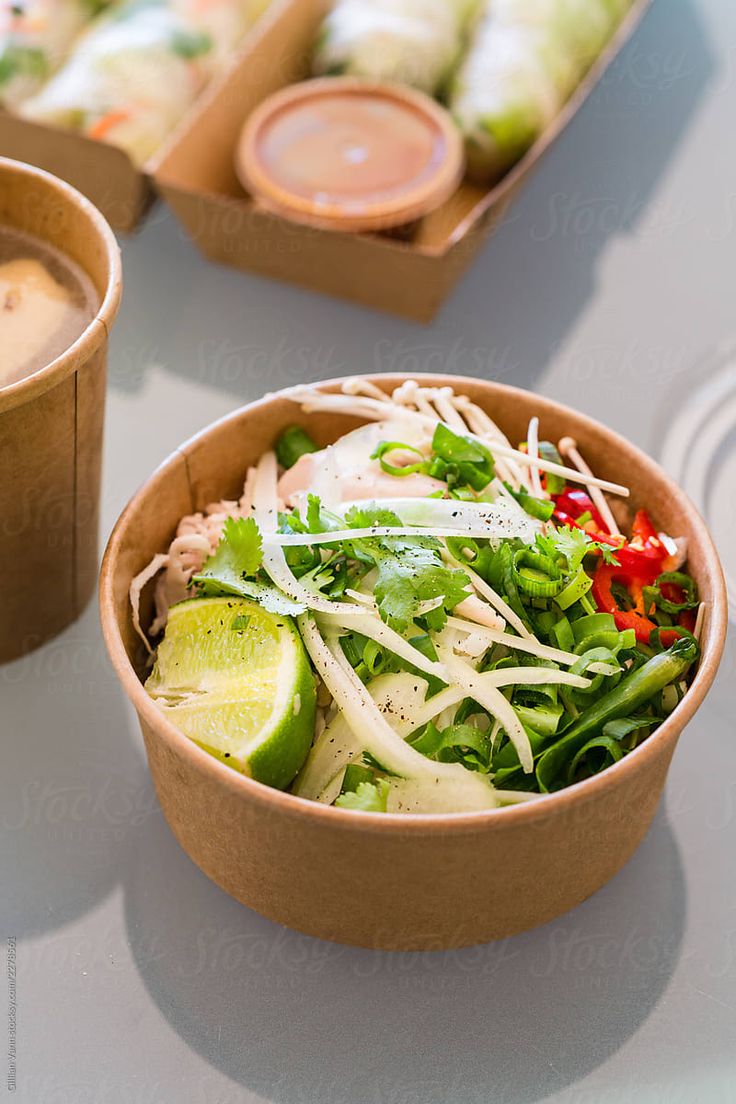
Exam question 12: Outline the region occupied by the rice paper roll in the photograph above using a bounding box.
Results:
[172,0,266,70]
[450,0,634,183]
[491,0,624,76]
[20,1,222,167]
[313,0,478,95]
[451,21,566,182]
[0,0,107,107]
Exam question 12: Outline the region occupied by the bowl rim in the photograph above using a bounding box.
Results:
[100,373,728,835]
[0,156,122,414]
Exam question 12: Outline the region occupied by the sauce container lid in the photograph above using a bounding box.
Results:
[235,77,465,233]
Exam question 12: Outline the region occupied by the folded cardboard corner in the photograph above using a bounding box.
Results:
[0,110,152,232]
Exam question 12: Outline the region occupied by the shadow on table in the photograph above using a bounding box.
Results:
[123,803,686,1104]
[108,0,713,408]
[446,0,715,383]
[0,604,159,939]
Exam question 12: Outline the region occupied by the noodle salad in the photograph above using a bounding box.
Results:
[131,379,702,815]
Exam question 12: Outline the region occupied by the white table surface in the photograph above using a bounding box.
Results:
[3,1,736,1101]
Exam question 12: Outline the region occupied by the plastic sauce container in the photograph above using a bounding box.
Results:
[235,78,465,233]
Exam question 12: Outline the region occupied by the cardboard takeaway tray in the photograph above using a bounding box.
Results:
[153,0,653,321]
[0,1,289,232]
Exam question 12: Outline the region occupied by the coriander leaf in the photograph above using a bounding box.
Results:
[193,516,262,595]
[242,581,306,616]
[280,508,307,534]
[299,561,340,594]
[549,525,591,574]
[533,531,558,559]
[191,517,303,614]
[335,780,389,812]
[600,546,622,566]
[196,574,305,616]
[370,441,428,476]
[370,537,470,633]
[306,494,330,534]
[541,522,621,570]
[343,504,403,529]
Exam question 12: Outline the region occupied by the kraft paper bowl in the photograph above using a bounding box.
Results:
[0,157,122,662]
[100,375,727,950]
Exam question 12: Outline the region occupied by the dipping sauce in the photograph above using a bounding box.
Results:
[236,78,464,233]
[0,227,98,388]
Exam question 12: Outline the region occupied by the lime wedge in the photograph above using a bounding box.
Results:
[145,597,316,790]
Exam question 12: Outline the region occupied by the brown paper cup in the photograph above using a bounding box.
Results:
[0,157,122,662]
[100,375,727,950]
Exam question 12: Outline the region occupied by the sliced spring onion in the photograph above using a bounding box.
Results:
[315,611,448,681]
[503,482,555,522]
[514,703,564,738]
[555,568,594,610]
[552,615,575,653]
[538,442,566,495]
[370,440,428,477]
[572,614,618,642]
[512,549,562,598]
[568,647,621,695]
[443,549,533,639]
[434,642,534,773]
[567,735,625,784]
[649,625,698,652]
[409,721,492,772]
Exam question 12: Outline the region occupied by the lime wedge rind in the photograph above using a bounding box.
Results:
[145,597,316,790]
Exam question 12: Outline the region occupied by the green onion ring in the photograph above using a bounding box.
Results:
[370,441,428,477]
[512,549,562,598]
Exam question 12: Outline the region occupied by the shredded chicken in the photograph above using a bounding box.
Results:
[129,467,258,649]
[278,449,445,507]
